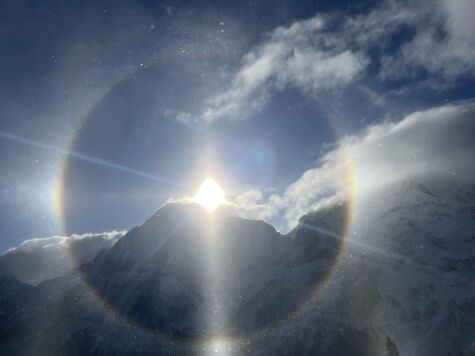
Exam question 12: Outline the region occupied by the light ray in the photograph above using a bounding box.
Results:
[0,131,182,187]
[299,221,466,279]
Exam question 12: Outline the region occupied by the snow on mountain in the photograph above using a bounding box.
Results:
[0,231,125,285]
[0,182,474,355]
[348,181,475,356]
[260,180,475,355]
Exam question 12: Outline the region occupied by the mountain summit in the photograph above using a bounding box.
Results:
[1,183,474,355]
[85,202,342,341]
[0,201,346,355]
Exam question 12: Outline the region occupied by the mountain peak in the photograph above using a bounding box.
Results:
[98,201,294,275]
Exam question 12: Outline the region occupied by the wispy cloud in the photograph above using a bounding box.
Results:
[179,0,475,124]
[229,102,475,231]
[192,16,367,123]
[376,0,475,82]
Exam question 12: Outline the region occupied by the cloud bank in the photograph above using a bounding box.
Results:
[228,102,475,231]
[0,231,125,285]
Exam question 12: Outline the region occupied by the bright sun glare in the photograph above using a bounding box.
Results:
[193,177,225,213]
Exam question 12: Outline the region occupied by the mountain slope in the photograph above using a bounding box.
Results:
[0,182,474,355]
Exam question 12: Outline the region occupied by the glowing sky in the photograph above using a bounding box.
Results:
[0,0,474,250]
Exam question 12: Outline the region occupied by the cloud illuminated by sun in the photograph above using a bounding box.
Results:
[193,177,225,213]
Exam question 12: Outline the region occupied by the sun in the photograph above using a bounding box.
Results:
[193,177,225,213]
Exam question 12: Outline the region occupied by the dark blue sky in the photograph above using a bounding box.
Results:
[1,0,474,251]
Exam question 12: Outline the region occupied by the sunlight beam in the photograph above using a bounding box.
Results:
[0,131,182,187]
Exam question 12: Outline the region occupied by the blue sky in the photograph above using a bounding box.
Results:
[0,0,474,251]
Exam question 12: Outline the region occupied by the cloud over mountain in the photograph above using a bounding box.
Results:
[0,231,125,285]
[230,101,475,231]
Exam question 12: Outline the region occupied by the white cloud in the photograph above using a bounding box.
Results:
[197,16,367,123]
[224,190,278,221]
[229,102,475,231]
[175,111,193,125]
[378,0,475,82]
[191,0,475,124]
[0,231,125,285]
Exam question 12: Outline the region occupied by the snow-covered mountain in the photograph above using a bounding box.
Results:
[0,181,474,355]
[263,180,475,356]
[0,231,125,285]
